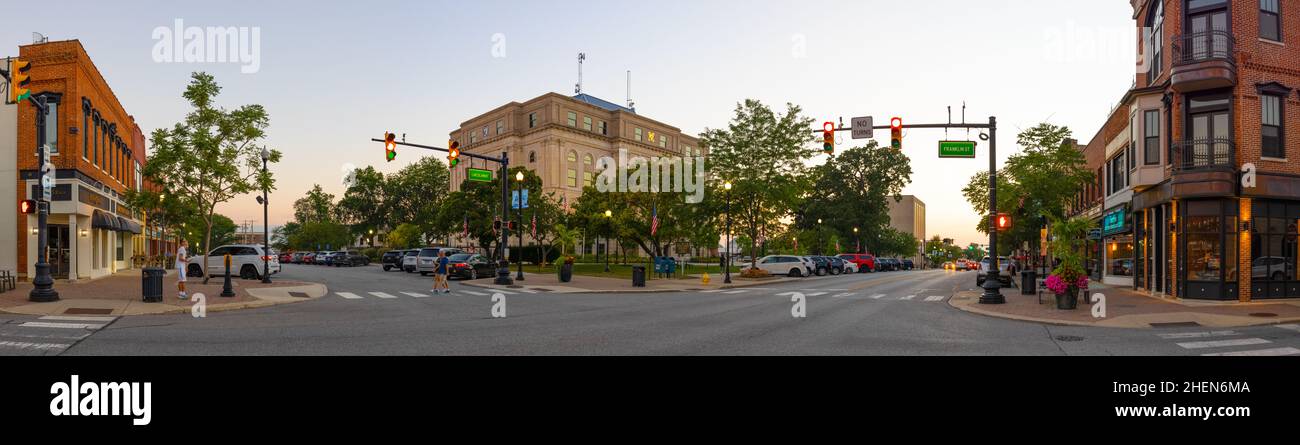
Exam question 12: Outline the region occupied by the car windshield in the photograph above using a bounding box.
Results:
[419,249,437,257]
[449,254,472,261]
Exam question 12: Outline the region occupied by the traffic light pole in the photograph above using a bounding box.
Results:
[812,116,1004,304]
[29,95,59,302]
[370,137,514,285]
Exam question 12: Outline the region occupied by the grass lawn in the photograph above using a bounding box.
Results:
[529,262,742,280]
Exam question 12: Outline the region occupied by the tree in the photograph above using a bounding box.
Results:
[552,223,581,256]
[702,99,816,268]
[386,223,423,249]
[962,123,1092,253]
[336,166,387,242]
[293,184,336,225]
[182,213,237,250]
[799,142,913,252]
[271,221,300,252]
[288,221,352,251]
[143,72,280,283]
[387,157,451,243]
[123,188,197,264]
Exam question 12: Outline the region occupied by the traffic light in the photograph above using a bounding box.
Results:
[995,213,1012,232]
[8,59,31,104]
[384,132,397,162]
[822,122,835,154]
[507,221,516,231]
[448,140,461,168]
[19,199,37,214]
[890,117,903,150]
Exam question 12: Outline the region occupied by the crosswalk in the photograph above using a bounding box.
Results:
[0,315,117,355]
[1159,324,1300,356]
[332,286,540,300]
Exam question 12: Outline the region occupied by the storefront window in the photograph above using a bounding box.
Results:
[1108,237,1134,276]
[1250,202,1300,297]
[1186,216,1221,281]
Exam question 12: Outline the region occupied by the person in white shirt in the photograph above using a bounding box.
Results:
[176,240,189,300]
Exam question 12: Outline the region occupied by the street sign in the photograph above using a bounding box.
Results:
[939,141,977,158]
[467,168,494,183]
[851,116,873,139]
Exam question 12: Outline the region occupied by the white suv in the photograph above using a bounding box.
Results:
[753,255,815,277]
[187,245,282,280]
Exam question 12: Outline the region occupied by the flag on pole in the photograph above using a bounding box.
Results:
[835,239,840,253]
[462,214,469,238]
[650,203,660,236]
[531,211,538,239]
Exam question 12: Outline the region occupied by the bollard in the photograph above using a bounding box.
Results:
[220,253,236,297]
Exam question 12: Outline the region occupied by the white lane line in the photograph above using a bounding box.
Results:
[1202,347,1300,357]
[832,293,855,298]
[368,292,399,299]
[899,295,916,301]
[401,292,430,298]
[19,322,105,330]
[924,296,946,302]
[461,290,489,296]
[39,316,117,322]
[1176,338,1271,350]
[1158,331,1239,340]
[1275,324,1300,333]
[803,292,828,297]
[0,340,70,351]
[722,290,748,295]
[869,294,887,300]
[337,292,364,300]
[700,290,725,294]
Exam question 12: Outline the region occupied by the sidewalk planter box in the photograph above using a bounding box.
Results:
[1055,289,1078,310]
[558,264,573,283]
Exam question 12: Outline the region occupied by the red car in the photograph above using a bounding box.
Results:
[279,252,293,263]
[837,254,876,273]
[303,252,317,264]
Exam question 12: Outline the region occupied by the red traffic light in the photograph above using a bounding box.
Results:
[995,213,1012,232]
[890,117,902,130]
[822,122,835,154]
[890,117,903,150]
[19,199,37,214]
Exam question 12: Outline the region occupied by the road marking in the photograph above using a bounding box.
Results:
[900,295,916,301]
[1176,338,1271,350]
[515,288,539,294]
[1276,324,1300,333]
[401,292,430,298]
[803,292,828,297]
[461,290,489,296]
[722,290,748,295]
[831,293,855,298]
[1157,331,1239,340]
[924,296,946,302]
[0,340,69,351]
[700,290,725,293]
[869,294,887,300]
[39,316,117,322]
[487,288,517,295]
[19,322,105,330]
[368,292,399,299]
[337,292,364,300]
[1202,347,1300,357]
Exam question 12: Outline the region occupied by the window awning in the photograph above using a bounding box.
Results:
[91,210,120,231]
[117,216,142,234]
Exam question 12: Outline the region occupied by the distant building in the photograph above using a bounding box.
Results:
[887,195,926,266]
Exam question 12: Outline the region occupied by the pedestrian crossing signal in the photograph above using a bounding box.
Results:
[384,132,397,162]
[995,213,1012,232]
[19,199,37,214]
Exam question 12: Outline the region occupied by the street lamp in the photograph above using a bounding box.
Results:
[724,181,733,284]
[816,218,824,256]
[515,171,526,281]
[604,209,612,273]
[854,227,860,254]
[258,147,272,284]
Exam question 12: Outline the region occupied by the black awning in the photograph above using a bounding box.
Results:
[117,216,142,234]
[92,210,120,231]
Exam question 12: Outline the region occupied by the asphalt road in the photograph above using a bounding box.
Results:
[4,263,1300,355]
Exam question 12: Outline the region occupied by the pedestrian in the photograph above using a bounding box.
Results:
[176,239,190,300]
[437,250,452,293]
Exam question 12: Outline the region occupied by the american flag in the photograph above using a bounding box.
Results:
[531,211,537,239]
[650,204,659,236]
[462,214,469,238]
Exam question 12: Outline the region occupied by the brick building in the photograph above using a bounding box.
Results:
[1071,0,1300,301]
[5,40,155,281]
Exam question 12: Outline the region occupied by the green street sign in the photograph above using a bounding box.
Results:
[467,168,494,183]
[939,140,977,158]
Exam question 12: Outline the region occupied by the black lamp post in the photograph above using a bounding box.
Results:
[603,210,612,273]
[29,95,58,302]
[816,218,823,256]
[258,148,272,284]
[724,181,733,284]
[515,171,525,281]
[854,227,860,254]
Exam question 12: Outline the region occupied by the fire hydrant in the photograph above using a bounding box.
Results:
[701,272,711,285]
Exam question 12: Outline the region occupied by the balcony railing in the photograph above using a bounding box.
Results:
[1172,30,1236,66]
[1172,138,1234,172]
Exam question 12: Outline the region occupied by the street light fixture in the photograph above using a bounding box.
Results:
[259,147,272,284]
[724,181,733,284]
[854,227,860,254]
[604,209,612,273]
[515,171,526,281]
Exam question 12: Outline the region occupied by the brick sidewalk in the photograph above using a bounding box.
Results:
[950,283,1300,328]
[0,270,325,316]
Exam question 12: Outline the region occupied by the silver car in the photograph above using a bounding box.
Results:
[976,256,1013,287]
[416,247,463,276]
[400,249,420,273]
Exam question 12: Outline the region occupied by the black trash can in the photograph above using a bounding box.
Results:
[142,267,165,302]
[1020,270,1037,295]
[631,265,646,287]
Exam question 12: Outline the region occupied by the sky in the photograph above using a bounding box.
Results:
[10,0,1139,247]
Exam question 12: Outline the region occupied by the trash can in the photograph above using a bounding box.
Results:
[632,265,647,287]
[1020,270,1037,295]
[142,267,165,303]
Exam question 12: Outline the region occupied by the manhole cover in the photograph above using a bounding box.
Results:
[64,308,114,315]
[1151,322,1202,328]
[289,292,310,298]
[1250,313,1278,318]
[1055,335,1085,342]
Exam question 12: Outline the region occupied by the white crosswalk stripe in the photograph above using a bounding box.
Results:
[19,322,106,330]
[337,292,364,300]
[1275,324,1300,333]
[1158,331,1238,340]
[461,290,490,296]
[0,340,70,351]
[803,292,828,297]
[401,292,430,298]
[924,296,946,302]
[39,316,117,323]
[831,293,855,298]
[700,290,725,294]
[368,292,399,299]
[722,290,748,295]
[1175,338,1271,350]
[869,294,887,300]
[1202,347,1300,357]
[899,295,916,301]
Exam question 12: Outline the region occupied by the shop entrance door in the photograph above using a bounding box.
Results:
[48,225,70,280]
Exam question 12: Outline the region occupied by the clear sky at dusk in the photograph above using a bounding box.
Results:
[10,0,1138,246]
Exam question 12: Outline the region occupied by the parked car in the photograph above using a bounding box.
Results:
[753,255,815,277]
[401,249,420,273]
[417,247,463,276]
[901,259,915,270]
[381,250,405,272]
[874,258,894,271]
[279,252,293,263]
[445,253,495,280]
[315,251,337,266]
[291,252,308,264]
[328,251,369,267]
[976,256,1013,287]
[822,256,846,275]
[186,245,281,280]
[805,256,831,276]
[837,254,876,273]
[841,259,859,274]
[1252,257,1295,281]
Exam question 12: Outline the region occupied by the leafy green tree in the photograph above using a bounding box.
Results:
[271,221,300,252]
[701,99,815,268]
[336,166,387,241]
[552,223,581,256]
[288,221,352,251]
[385,223,422,249]
[799,142,913,251]
[293,184,336,225]
[181,213,237,251]
[123,189,197,263]
[142,72,280,282]
[386,157,451,243]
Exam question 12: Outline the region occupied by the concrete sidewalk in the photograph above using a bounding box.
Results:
[461,270,800,294]
[949,283,1300,329]
[0,270,327,316]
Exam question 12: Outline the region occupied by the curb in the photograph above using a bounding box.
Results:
[0,283,328,317]
[947,290,1300,329]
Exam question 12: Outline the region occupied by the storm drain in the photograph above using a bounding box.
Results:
[1150,321,1202,328]
[64,308,114,315]
[1054,335,1085,342]
[1250,313,1278,318]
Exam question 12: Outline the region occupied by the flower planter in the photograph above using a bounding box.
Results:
[558,263,573,283]
[1055,288,1078,310]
